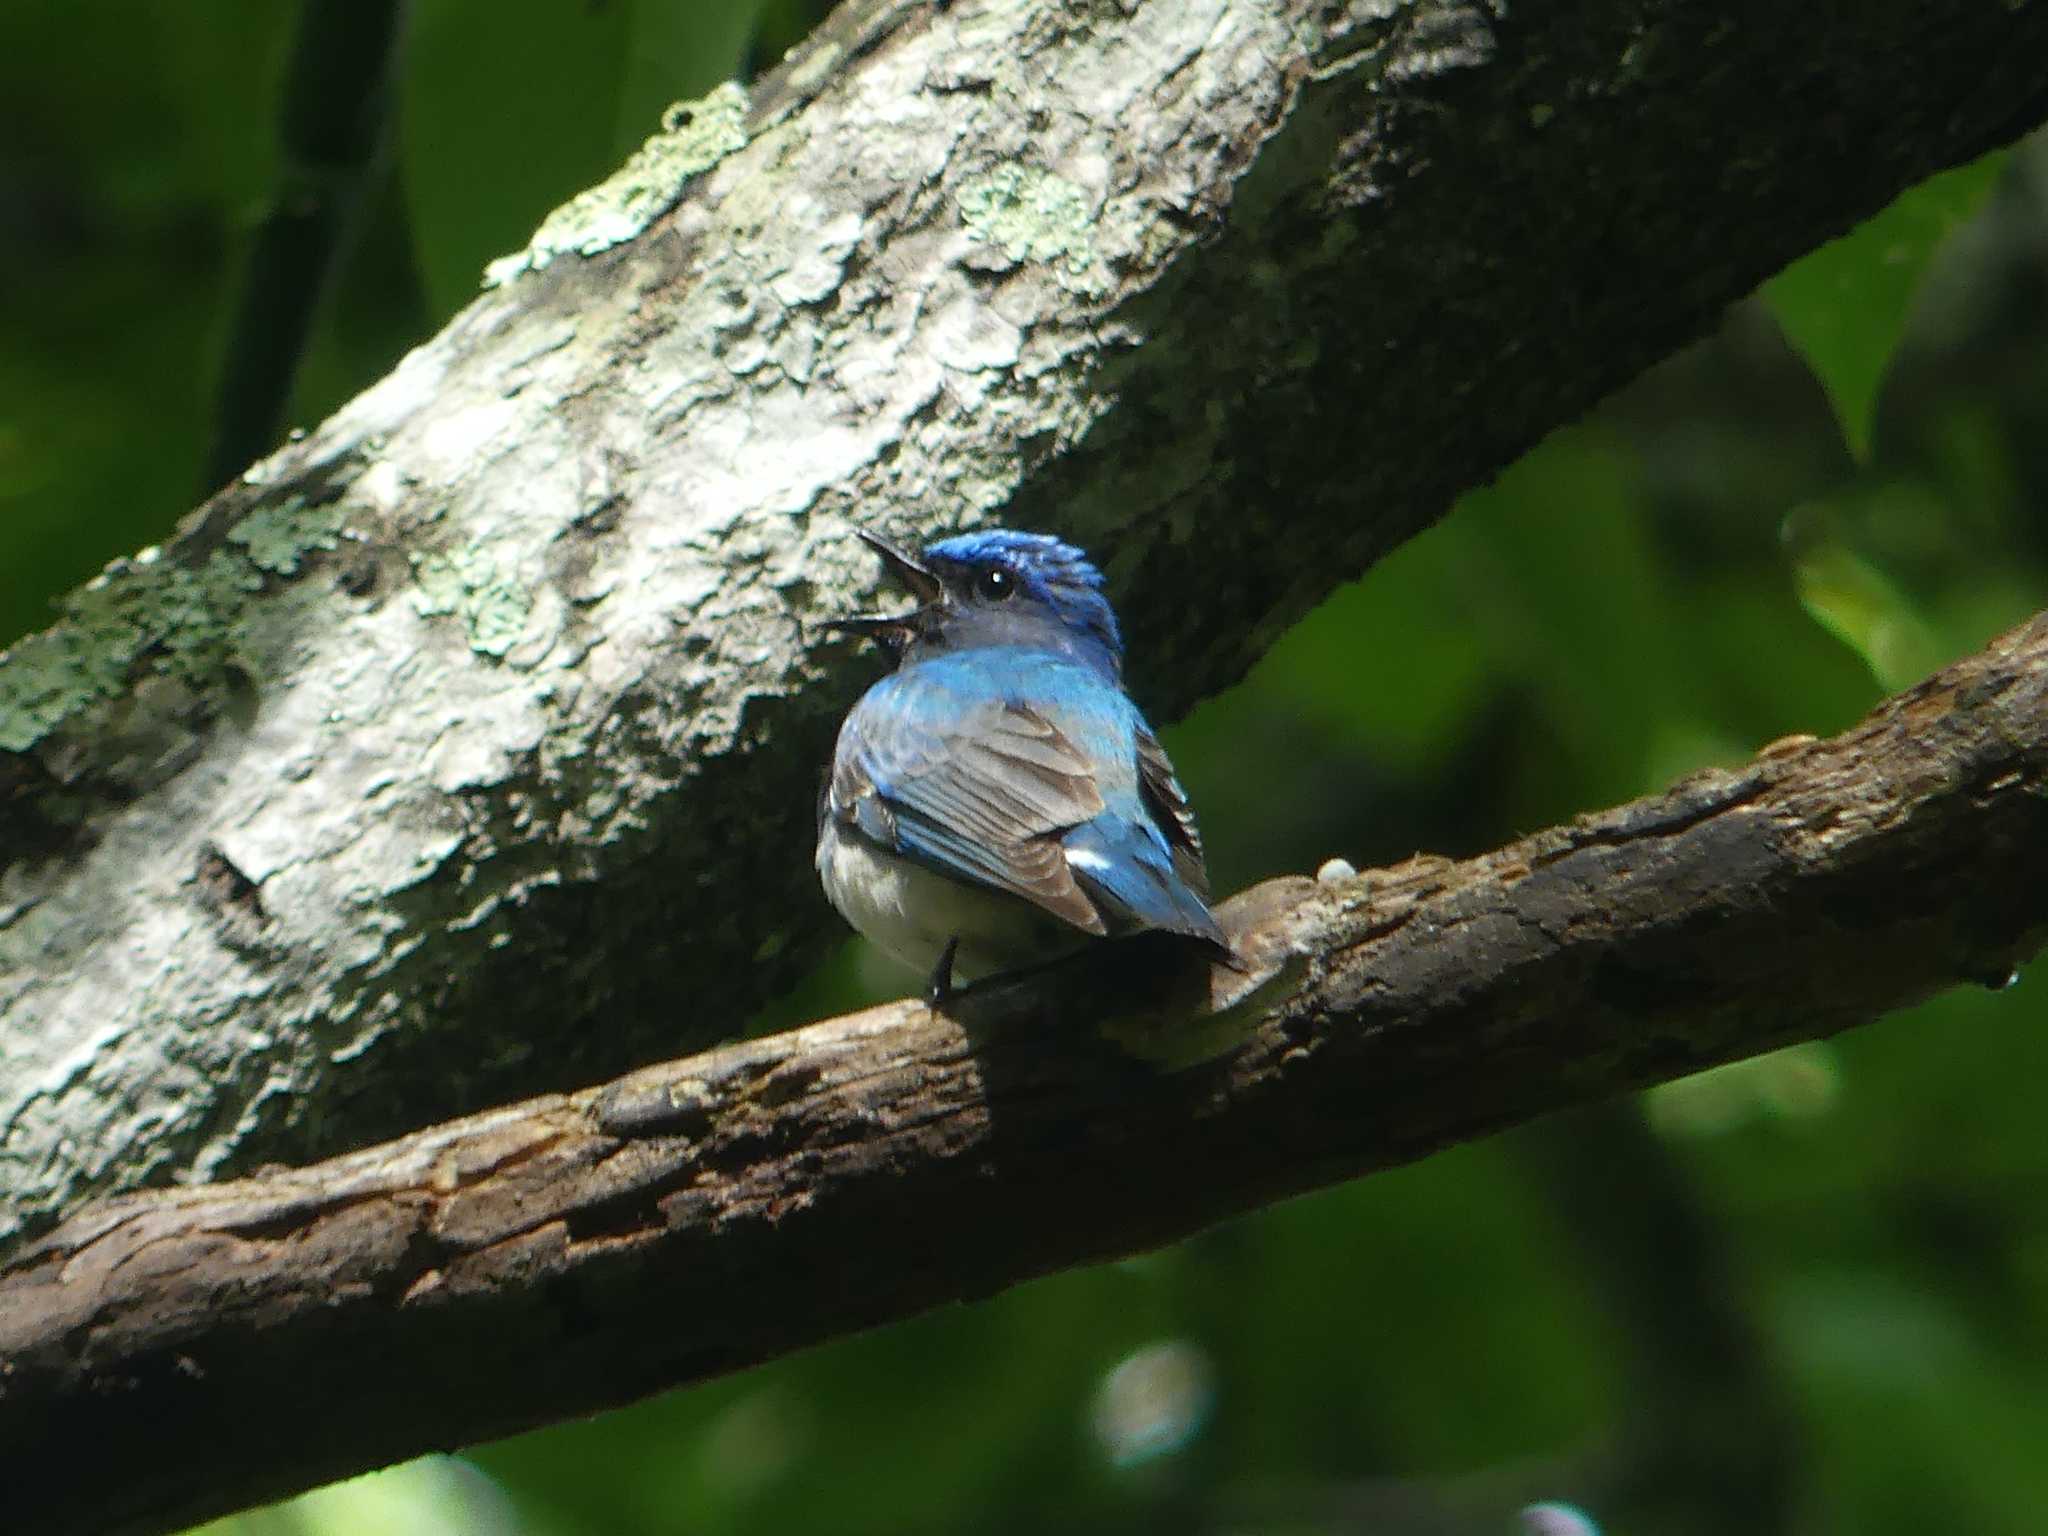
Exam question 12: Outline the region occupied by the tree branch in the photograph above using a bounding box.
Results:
[5,610,2043,1536]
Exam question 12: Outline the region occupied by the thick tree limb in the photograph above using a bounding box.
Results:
[4,611,2044,1536]
[4,0,2047,1248]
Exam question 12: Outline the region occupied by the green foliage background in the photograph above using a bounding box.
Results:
[4,3,2046,1532]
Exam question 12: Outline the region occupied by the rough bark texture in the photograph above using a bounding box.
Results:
[4,610,2045,1536]
[4,0,2047,1250]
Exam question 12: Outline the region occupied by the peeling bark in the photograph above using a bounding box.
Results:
[3,0,2046,1251]
[3,611,2046,1536]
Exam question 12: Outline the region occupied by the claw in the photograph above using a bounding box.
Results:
[926,936,960,1010]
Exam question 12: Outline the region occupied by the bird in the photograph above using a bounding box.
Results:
[816,526,1228,1005]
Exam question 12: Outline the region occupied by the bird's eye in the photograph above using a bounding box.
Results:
[976,566,1015,601]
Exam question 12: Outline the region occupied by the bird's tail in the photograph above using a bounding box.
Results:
[1063,818,1227,948]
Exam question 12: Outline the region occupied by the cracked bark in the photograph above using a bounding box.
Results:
[3,0,2046,1257]
[3,610,2045,1536]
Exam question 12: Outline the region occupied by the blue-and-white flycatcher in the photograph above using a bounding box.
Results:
[817,528,1226,1003]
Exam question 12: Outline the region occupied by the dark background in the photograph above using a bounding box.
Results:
[4,3,2046,1532]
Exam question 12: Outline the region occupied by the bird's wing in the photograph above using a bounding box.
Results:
[1134,723,1211,900]
[1055,719,1223,947]
[833,688,1111,934]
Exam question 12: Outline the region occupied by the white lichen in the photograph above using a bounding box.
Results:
[412,545,533,659]
[958,164,1108,293]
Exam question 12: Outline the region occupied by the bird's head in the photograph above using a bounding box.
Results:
[831,528,1122,674]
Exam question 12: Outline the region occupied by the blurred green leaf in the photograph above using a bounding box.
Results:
[1223,429,1683,813]
[1785,514,1946,691]
[1765,151,2007,463]
[1450,429,1684,808]
[1776,471,2033,692]
[1235,523,1493,775]
[1647,1042,1843,1139]
[1775,1268,2048,1535]
[402,0,763,320]
[194,1456,517,1536]
[402,0,633,317]
[614,0,763,160]
[0,2,290,648]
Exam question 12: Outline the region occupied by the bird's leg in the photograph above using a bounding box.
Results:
[926,936,960,1010]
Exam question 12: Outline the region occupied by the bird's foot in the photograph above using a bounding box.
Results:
[926,937,960,1011]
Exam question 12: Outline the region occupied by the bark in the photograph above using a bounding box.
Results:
[4,610,2046,1536]
[4,0,2046,1252]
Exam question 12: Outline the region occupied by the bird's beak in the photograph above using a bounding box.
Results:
[854,530,943,603]
[824,529,945,641]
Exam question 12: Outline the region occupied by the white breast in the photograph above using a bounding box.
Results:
[816,820,1079,984]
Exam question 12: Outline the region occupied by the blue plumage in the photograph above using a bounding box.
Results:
[816,528,1225,1000]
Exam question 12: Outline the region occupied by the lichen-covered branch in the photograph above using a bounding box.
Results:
[4,0,2046,1250]
[5,611,2044,1536]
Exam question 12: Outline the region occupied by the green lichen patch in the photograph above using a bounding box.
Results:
[0,498,341,756]
[959,165,1107,291]
[226,497,347,575]
[412,545,532,659]
[485,80,751,288]
[0,627,126,754]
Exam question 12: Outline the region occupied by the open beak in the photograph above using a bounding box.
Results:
[854,530,943,603]
[824,529,945,641]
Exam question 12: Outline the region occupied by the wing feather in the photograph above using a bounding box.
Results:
[1135,724,1211,899]
[828,661,1220,945]
[831,684,1109,934]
